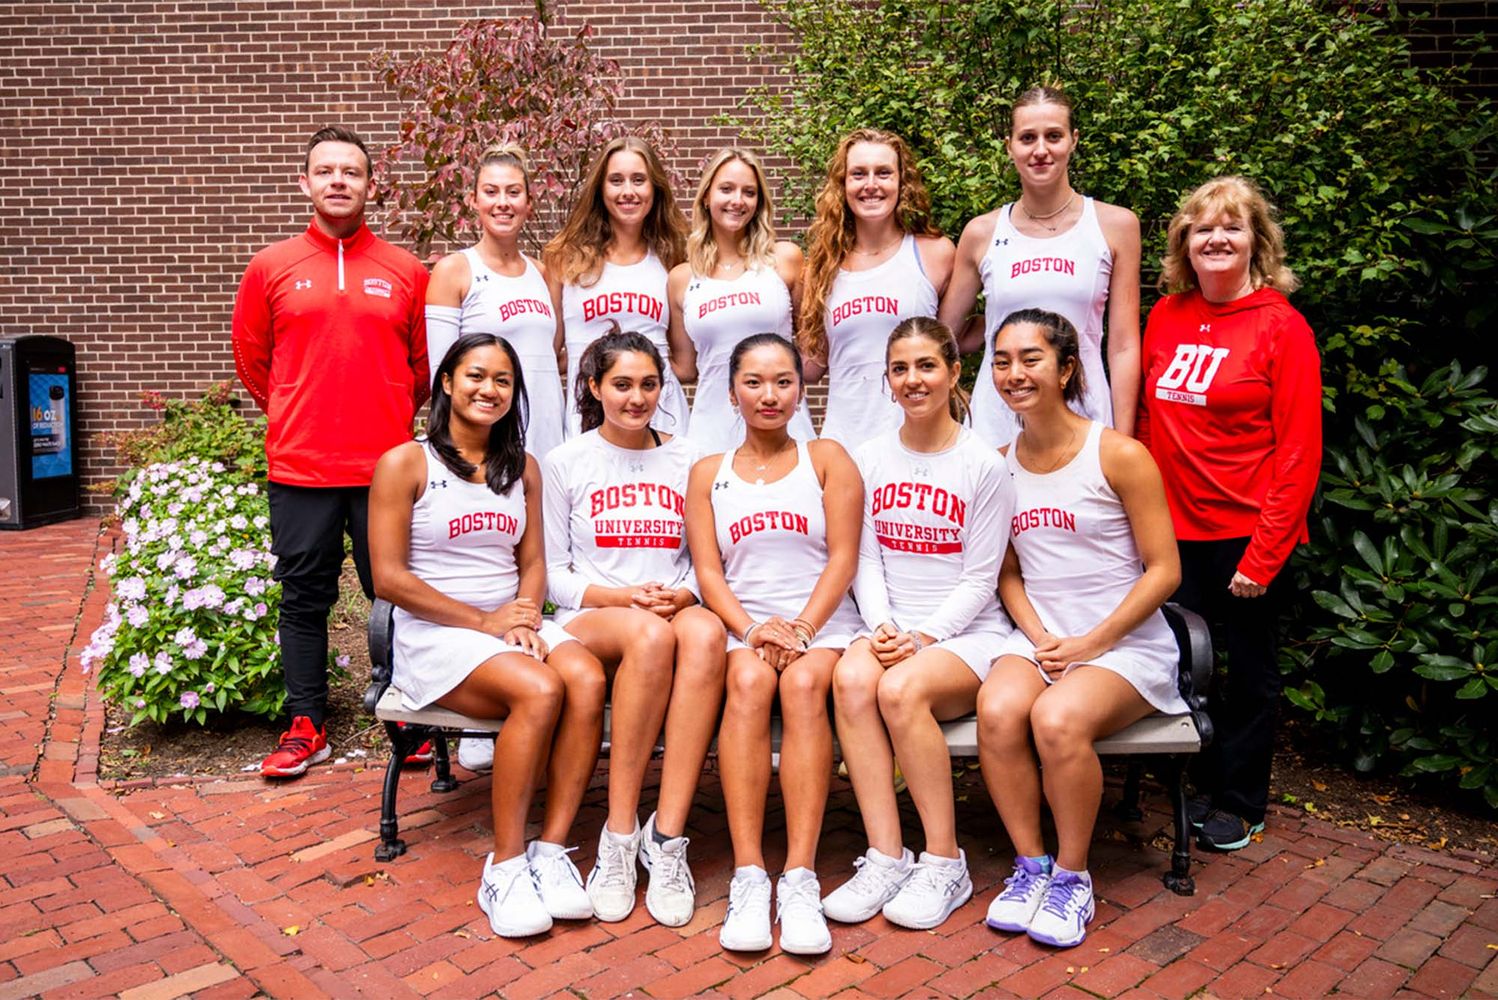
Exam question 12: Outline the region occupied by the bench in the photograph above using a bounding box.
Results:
[365,600,1213,894]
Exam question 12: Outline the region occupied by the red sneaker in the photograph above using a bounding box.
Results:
[261,716,330,778]
[397,722,434,766]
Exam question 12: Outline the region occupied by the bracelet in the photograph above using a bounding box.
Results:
[742,621,764,644]
[791,617,818,640]
[791,624,814,648]
[908,631,925,654]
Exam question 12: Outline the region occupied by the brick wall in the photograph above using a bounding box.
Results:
[0,1,792,507]
[1400,0,1498,100]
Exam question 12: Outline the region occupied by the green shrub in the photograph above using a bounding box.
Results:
[1284,364,1498,807]
[102,381,267,494]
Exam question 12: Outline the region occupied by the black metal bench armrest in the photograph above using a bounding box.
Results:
[1161,601,1214,749]
[365,597,397,715]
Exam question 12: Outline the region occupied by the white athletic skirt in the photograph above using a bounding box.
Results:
[992,614,1187,715]
[392,609,575,710]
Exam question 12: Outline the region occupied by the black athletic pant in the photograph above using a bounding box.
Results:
[268,482,374,728]
[1173,537,1289,826]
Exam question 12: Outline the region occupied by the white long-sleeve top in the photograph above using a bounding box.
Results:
[852,427,1014,640]
[542,429,702,622]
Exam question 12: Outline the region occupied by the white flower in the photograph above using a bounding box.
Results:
[156,552,178,572]
[128,653,148,678]
[229,515,248,531]
[335,654,350,669]
[153,651,173,675]
[117,577,147,601]
[173,556,197,581]
[181,637,208,661]
[99,553,118,575]
[126,604,150,628]
[189,530,208,547]
[245,577,266,597]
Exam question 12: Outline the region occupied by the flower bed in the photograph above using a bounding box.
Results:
[84,457,283,725]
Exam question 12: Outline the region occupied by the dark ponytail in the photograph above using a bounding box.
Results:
[427,333,529,495]
[574,322,666,433]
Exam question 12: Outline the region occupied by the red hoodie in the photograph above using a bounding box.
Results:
[1137,287,1322,585]
[233,222,430,487]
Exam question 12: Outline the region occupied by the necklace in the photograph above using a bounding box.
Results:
[1019,192,1077,232]
[738,440,793,485]
[1023,422,1081,475]
[715,256,746,273]
[849,234,902,256]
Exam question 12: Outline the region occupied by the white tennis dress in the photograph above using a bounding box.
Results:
[562,253,689,439]
[542,429,701,626]
[994,422,1186,713]
[441,249,566,459]
[819,235,939,449]
[392,443,571,710]
[681,266,815,452]
[853,427,1014,679]
[709,440,862,652]
[971,198,1115,447]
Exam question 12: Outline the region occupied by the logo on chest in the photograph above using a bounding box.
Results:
[830,295,899,327]
[1011,507,1077,537]
[364,277,393,299]
[698,290,762,319]
[582,291,663,324]
[448,510,519,539]
[728,510,809,544]
[1155,343,1230,406]
[1009,257,1076,280]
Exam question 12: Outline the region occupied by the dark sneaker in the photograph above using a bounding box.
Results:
[1196,809,1265,851]
[261,716,330,778]
[1187,795,1212,828]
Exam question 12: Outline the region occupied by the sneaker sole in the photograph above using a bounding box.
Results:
[1027,898,1095,949]
[1197,822,1265,852]
[261,745,330,778]
[477,885,553,937]
[985,913,1032,933]
[544,901,595,921]
[779,933,832,956]
[720,931,772,952]
[884,881,972,930]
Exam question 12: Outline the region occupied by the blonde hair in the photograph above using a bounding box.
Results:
[687,148,777,276]
[799,128,940,363]
[1159,175,1299,295]
[544,137,687,287]
[473,143,531,191]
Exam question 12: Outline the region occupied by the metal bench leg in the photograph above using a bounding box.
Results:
[1164,756,1195,896]
[1116,760,1144,822]
[375,720,409,862]
[431,731,458,793]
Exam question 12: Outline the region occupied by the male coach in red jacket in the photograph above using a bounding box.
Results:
[233,126,430,778]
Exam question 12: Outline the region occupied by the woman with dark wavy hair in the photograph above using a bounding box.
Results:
[368,333,603,939]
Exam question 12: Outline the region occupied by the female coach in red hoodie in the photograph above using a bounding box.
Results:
[1136,175,1322,852]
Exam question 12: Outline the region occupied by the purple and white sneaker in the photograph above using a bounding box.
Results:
[985,856,1051,932]
[1025,868,1094,948]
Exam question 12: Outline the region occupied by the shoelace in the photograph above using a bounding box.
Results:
[901,861,955,898]
[1038,876,1085,921]
[776,877,822,922]
[728,874,770,917]
[593,836,636,889]
[651,838,694,894]
[844,856,902,899]
[998,865,1044,902]
[484,862,537,907]
[275,733,315,755]
[533,847,583,889]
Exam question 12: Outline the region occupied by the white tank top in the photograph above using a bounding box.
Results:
[561,253,688,439]
[403,442,527,610]
[455,249,566,459]
[709,440,855,624]
[681,266,815,452]
[820,234,938,450]
[972,197,1115,446]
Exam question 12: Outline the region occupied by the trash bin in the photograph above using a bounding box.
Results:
[0,335,82,529]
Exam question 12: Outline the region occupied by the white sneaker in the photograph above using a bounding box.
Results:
[719,865,772,951]
[882,850,973,930]
[985,856,1052,932]
[822,847,914,923]
[457,736,495,772]
[586,823,641,922]
[639,813,695,927]
[776,868,832,955]
[526,841,593,920]
[1026,868,1095,948]
[477,852,552,937]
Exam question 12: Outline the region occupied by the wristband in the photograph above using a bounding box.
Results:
[908,631,925,654]
[742,621,764,644]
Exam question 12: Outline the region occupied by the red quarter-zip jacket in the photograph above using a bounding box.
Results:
[233,221,430,487]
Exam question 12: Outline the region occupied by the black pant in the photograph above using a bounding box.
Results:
[1173,538,1288,826]
[268,482,374,727]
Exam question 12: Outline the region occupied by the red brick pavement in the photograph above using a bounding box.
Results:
[3,519,1497,999]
